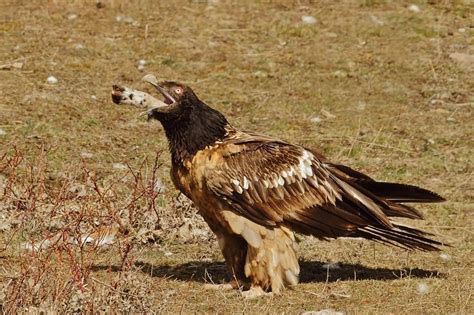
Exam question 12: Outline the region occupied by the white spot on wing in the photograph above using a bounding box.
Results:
[243,176,250,190]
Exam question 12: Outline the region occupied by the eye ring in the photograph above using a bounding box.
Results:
[175,87,183,94]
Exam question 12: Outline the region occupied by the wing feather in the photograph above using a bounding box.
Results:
[204,133,443,250]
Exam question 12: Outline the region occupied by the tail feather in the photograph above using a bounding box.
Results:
[356,224,444,251]
[357,181,446,203]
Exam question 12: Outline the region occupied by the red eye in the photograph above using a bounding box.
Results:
[175,87,183,94]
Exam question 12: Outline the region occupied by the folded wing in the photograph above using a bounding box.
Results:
[205,134,443,251]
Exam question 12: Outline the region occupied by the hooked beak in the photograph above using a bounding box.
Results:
[142,74,176,104]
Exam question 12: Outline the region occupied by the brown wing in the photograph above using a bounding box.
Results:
[205,134,443,250]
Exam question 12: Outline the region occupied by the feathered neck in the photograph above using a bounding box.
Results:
[160,101,232,164]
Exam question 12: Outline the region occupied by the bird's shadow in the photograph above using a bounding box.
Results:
[103,259,441,284]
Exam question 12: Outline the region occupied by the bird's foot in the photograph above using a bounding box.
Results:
[241,286,273,299]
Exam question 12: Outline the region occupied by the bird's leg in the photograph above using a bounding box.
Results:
[215,233,250,290]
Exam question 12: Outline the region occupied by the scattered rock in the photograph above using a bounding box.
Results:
[90,95,97,101]
[67,13,78,20]
[74,43,85,50]
[408,4,421,13]
[333,70,348,78]
[310,116,322,124]
[439,253,451,261]
[301,15,317,25]
[416,282,430,295]
[0,128,6,136]
[47,76,58,84]
[137,59,146,71]
[449,52,474,70]
[253,70,268,78]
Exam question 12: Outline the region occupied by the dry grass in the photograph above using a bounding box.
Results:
[0,0,473,313]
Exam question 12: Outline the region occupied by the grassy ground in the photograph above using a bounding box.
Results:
[1,0,473,313]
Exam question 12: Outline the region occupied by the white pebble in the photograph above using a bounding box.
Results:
[164,251,173,257]
[90,95,97,101]
[138,59,147,66]
[458,28,466,33]
[116,15,124,22]
[302,15,317,25]
[310,116,322,124]
[416,282,430,295]
[439,253,451,261]
[408,4,421,13]
[47,76,58,84]
[67,13,78,20]
[0,128,6,136]
[74,43,85,50]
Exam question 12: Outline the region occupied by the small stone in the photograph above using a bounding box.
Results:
[301,15,317,25]
[67,13,78,20]
[458,28,466,33]
[90,95,97,101]
[116,15,124,22]
[74,43,85,50]
[0,128,6,136]
[408,4,421,13]
[416,282,430,295]
[138,59,147,66]
[310,116,322,124]
[439,253,451,261]
[164,251,173,257]
[253,70,268,78]
[47,76,58,84]
[137,64,145,71]
[333,70,348,78]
